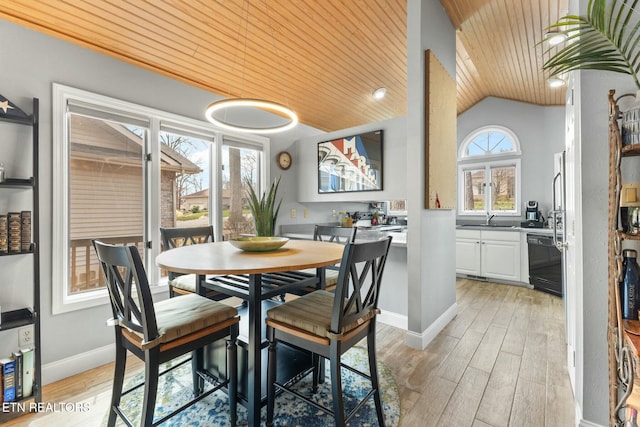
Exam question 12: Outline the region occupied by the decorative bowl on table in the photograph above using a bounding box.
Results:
[228,236,289,252]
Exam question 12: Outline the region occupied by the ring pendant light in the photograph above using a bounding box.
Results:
[205,98,298,134]
[204,0,298,134]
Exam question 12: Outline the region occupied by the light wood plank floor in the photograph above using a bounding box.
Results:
[3,278,575,427]
[378,278,575,427]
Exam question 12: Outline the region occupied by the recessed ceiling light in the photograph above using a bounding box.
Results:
[548,77,566,88]
[545,31,568,46]
[372,87,387,100]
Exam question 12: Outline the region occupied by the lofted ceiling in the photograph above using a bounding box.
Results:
[0,0,568,132]
[445,0,569,113]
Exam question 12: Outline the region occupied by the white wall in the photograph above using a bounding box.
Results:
[570,2,627,425]
[577,72,629,426]
[269,108,412,324]
[577,70,621,427]
[404,0,458,346]
[270,117,407,237]
[457,97,565,217]
[294,117,407,203]
[252,112,375,229]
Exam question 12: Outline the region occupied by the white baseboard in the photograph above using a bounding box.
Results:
[405,302,458,350]
[42,344,115,385]
[575,401,606,427]
[40,311,408,386]
[575,401,582,427]
[40,311,409,386]
[377,310,408,330]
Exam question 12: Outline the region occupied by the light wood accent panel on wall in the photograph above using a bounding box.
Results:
[425,50,456,210]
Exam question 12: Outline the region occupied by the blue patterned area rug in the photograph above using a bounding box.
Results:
[105,346,400,426]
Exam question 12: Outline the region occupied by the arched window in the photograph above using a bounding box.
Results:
[458,126,522,216]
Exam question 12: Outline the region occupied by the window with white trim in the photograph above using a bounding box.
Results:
[52,84,269,314]
[458,126,521,216]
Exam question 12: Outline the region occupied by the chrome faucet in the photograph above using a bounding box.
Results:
[485,212,495,225]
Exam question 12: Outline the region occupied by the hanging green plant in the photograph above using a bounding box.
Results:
[542,0,640,90]
[244,176,282,237]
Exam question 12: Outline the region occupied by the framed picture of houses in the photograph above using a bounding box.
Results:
[317,130,384,193]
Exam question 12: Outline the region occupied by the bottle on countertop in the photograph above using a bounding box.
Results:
[621,249,640,320]
[0,163,5,183]
[339,212,353,227]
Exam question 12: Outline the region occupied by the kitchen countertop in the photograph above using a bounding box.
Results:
[280,223,407,248]
[519,227,561,235]
[456,224,562,235]
[282,232,407,248]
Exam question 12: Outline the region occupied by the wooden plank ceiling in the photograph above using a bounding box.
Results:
[444,0,570,114]
[0,0,568,132]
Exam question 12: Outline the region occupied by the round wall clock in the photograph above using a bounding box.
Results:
[277,151,292,170]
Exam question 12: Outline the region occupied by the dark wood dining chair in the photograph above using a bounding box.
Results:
[160,226,224,300]
[92,240,240,427]
[265,236,392,427]
[313,224,357,243]
[311,225,357,288]
[288,225,357,296]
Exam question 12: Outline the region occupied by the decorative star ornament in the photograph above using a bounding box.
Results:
[0,100,14,114]
[0,95,30,120]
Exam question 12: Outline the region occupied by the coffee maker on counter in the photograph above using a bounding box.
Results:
[520,200,544,228]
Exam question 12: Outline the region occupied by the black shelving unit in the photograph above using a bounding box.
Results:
[0,308,35,330]
[0,96,40,421]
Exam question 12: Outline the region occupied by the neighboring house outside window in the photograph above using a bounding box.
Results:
[458,125,522,216]
[182,189,209,213]
[66,114,201,296]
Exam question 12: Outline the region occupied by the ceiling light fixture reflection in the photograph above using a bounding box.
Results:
[205,98,299,134]
[372,87,387,100]
[548,77,566,88]
[545,31,568,46]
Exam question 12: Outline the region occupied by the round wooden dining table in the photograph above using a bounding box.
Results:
[156,239,344,275]
[156,239,344,427]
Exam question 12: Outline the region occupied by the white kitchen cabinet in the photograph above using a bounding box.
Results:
[481,230,521,281]
[456,229,521,282]
[455,229,481,275]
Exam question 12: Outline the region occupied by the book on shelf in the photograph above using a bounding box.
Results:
[0,357,16,403]
[7,212,20,253]
[20,211,30,252]
[0,214,7,254]
[3,211,31,253]
[12,350,22,400]
[21,348,34,398]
